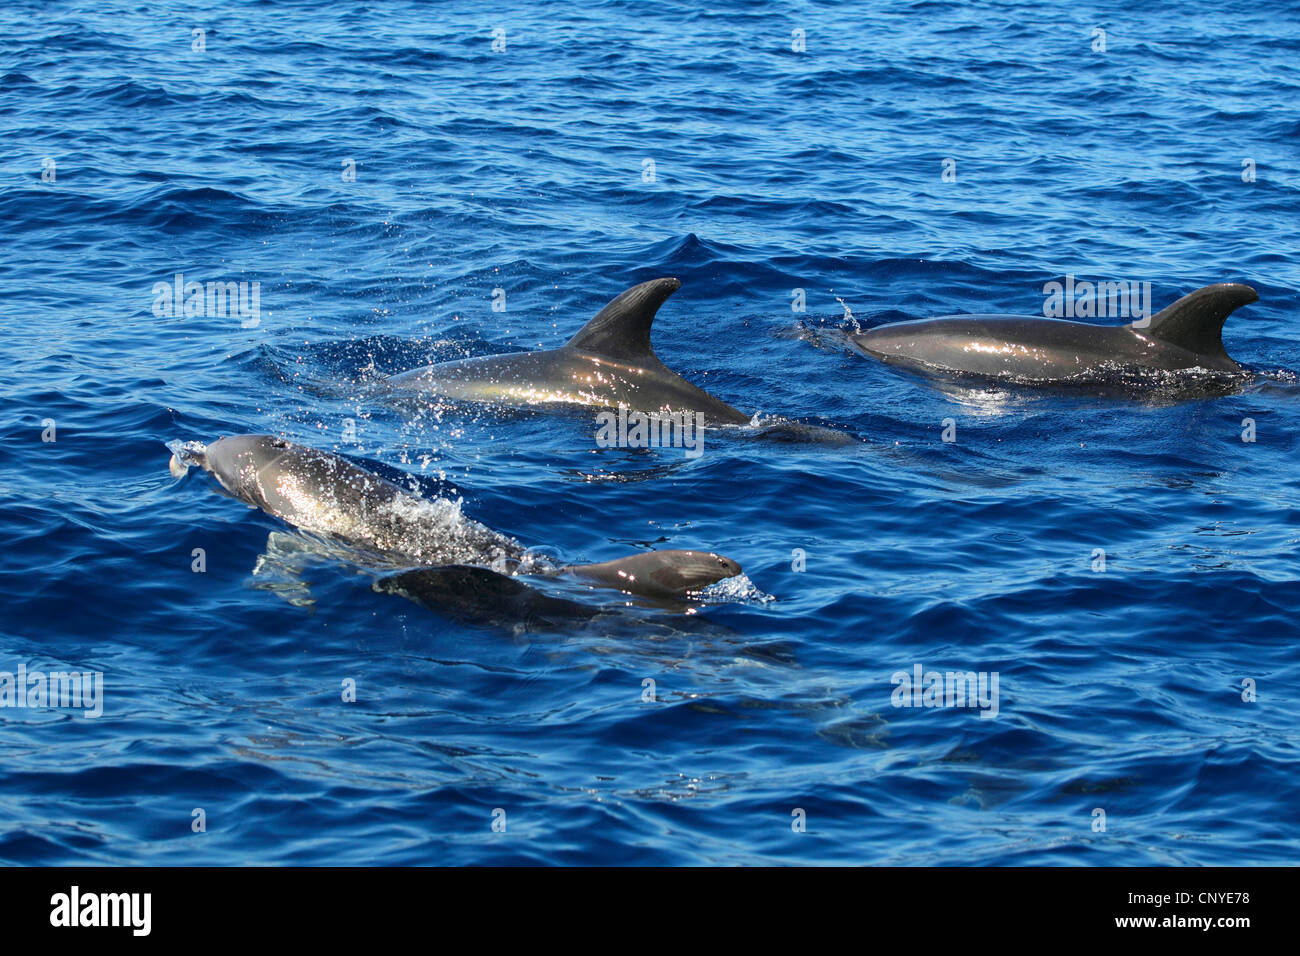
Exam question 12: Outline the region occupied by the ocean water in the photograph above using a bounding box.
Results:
[2,0,1298,865]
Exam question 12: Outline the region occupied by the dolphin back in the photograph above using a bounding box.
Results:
[1145,282,1257,368]
[562,277,749,423]
[851,281,1259,379]
[564,277,682,363]
[387,276,750,424]
[171,434,523,567]
[377,565,598,627]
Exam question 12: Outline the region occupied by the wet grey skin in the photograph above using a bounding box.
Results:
[386,277,751,425]
[169,434,742,601]
[848,283,1258,381]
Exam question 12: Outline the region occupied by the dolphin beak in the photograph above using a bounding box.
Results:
[166,439,209,478]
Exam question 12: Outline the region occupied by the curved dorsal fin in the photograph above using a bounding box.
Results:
[1146,283,1256,358]
[565,277,681,362]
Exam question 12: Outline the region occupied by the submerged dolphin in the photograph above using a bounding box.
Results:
[387,277,751,424]
[847,283,1258,382]
[168,434,742,602]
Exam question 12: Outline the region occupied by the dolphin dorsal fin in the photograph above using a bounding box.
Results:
[565,277,681,362]
[1145,283,1257,358]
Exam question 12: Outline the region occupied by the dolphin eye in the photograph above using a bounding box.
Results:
[271,438,289,449]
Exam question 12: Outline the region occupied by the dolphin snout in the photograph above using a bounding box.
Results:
[166,439,210,478]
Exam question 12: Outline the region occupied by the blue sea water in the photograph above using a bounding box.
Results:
[2,0,1298,866]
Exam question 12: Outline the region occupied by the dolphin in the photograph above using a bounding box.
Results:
[376,564,608,627]
[168,434,742,603]
[386,277,751,424]
[847,283,1258,382]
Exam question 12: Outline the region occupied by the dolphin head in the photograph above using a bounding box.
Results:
[201,434,295,508]
[565,549,743,600]
[168,434,300,514]
[655,550,743,592]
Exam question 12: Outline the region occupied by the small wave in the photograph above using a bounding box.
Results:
[92,80,194,109]
[698,573,774,606]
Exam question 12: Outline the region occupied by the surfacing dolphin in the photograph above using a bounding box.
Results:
[168,434,743,604]
[847,282,1258,383]
[387,277,751,424]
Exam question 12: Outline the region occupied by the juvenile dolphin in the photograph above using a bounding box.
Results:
[168,434,742,602]
[387,277,751,424]
[848,283,1258,382]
